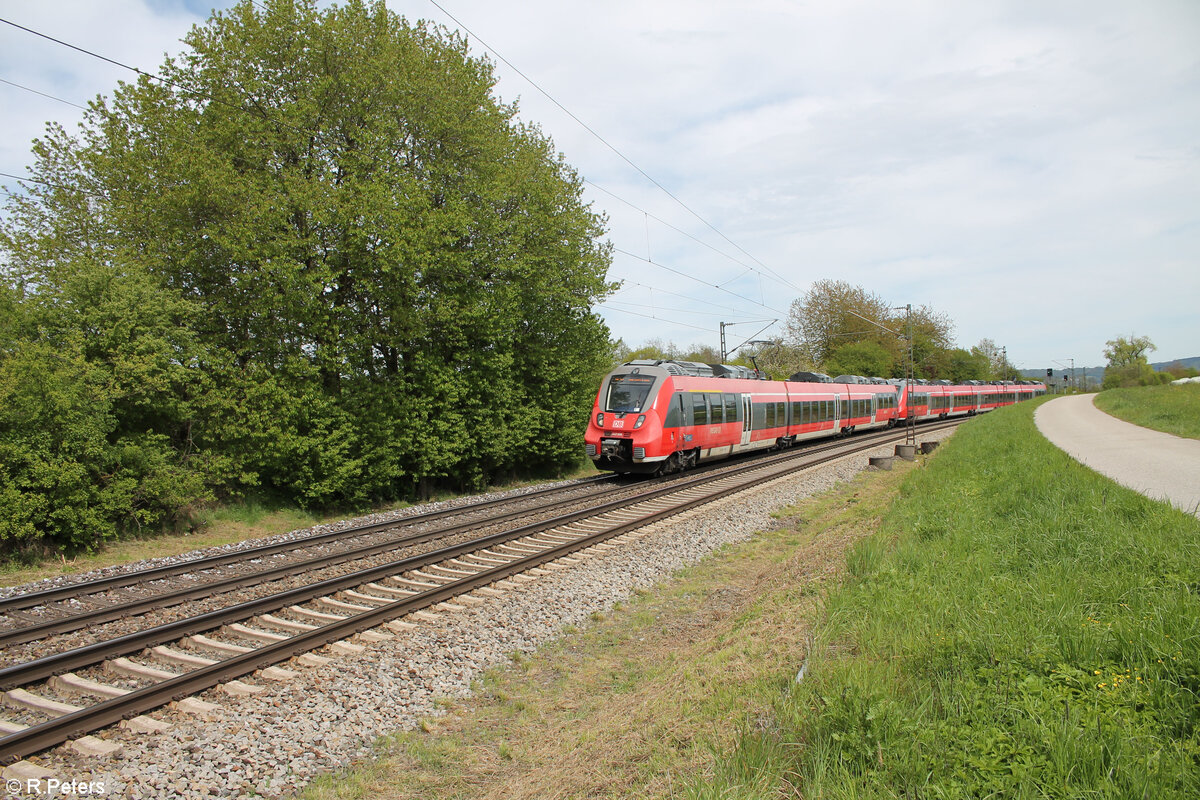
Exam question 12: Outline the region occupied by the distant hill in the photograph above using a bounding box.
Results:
[1020,355,1200,387]
[1151,356,1200,371]
[1021,366,1105,387]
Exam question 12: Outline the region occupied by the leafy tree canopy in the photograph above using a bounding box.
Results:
[0,0,613,553]
[1102,334,1158,389]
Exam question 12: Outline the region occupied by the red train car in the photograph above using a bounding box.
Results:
[585,360,1044,475]
[904,380,1046,421]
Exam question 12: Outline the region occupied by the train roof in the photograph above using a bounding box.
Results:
[621,360,765,380]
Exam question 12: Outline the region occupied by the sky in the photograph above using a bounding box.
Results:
[1,0,1197,371]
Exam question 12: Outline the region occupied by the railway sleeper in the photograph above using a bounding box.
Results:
[256,613,318,634]
[222,623,289,644]
[407,570,454,584]
[49,673,129,700]
[363,582,417,597]
[313,596,373,614]
[286,605,343,624]
[421,564,474,578]
[459,553,509,566]
[150,646,218,669]
[221,680,265,697]
[4,688,83,717]
[188,634,253,656]
[389,576,440,590]
[339,589,392,606]
[105,658,177,683]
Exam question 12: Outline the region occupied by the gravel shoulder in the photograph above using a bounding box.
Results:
[10,433,952,799]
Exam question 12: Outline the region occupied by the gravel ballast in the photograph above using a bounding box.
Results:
[8,433,952,798]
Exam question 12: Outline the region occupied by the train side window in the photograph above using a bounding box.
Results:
[725,393,738,422]
[707,393,724,424]
[692,393,708,426]
[765,402,775,428]
[664,393,682,428]
[752,402,766,429]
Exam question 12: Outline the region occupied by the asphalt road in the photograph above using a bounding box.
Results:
[1035,394,1200,517]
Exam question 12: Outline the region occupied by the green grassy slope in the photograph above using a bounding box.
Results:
[695,402,1200,799]
[1095,383,1200,439]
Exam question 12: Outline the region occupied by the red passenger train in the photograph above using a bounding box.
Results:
[584,360,1045,475]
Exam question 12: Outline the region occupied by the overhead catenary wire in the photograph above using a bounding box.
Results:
[604,299,764,320]
[424,0,799,294]
[585,178,794,294]
[610,280,744,314]
[0,15,328,146]
[595,303,714,334]
[612,246,788,317]
[0,76,87,110]
[1,7,792,348]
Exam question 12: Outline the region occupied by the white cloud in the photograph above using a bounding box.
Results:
[2,0,1197,367]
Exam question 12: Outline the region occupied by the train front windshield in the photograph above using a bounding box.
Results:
[605,374,657,413]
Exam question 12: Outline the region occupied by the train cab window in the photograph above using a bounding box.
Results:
[605,373,657,413]
[707,393,724,424]
[691,393,708,426]
[725,394,738,422]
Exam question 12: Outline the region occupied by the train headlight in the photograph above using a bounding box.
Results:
[596,412,605,427]
[634,414,646,429]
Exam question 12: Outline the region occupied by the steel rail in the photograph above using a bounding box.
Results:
[0,478,629,646]
[0,475,618,616]
[0,421,959,764]
[0,445,813,689]
[0,421,957,690]
[0,422,947,646]
[0,458,762,763]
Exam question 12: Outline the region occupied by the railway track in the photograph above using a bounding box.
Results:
[0,475,624,648]
[0,419,959,765]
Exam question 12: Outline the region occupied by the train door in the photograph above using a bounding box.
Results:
[740,394,752,446]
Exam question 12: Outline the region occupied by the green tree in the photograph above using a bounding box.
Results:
[785,282,958,379]
[948,348,991,382]
[825,340,894,378]
[785,279,896,368]
[1102,334,1157,388]
[0,0,612,549]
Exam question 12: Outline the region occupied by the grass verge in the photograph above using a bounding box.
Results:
[0,505,326,589]
[301,451,922,799]
[1094,382,1200,439]
[302,404,1199,798]
[696,400,1200,798]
